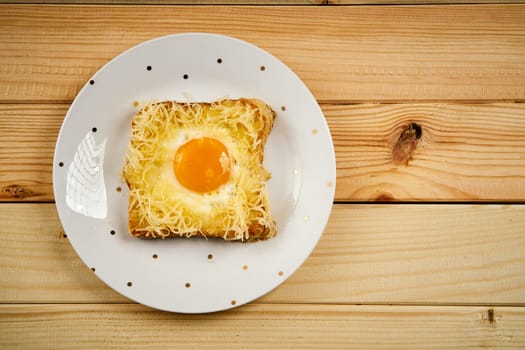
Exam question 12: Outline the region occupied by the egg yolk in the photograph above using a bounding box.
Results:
[174,137,231,193]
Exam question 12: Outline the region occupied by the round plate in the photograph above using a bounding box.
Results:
[53,33,336,313]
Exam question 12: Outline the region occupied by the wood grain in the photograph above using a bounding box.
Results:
[1,5,525,102]
[330,0,525,4]
[0,104,64,202]
[3,0,524,3]
[0,303,524,349]
[0,203,123,303]
[2,2,524,349]
[1,203,524,304]
[1,0,322,4]
[2,103,524,202]
[327,103,525,201]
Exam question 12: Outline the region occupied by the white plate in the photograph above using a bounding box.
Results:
[53,33,336,313]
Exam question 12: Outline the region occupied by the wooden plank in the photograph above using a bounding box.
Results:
[2,0,523,3]
[1,5,524,102]
[2,103,525,202]
[330,0,525,4]
[0,0,322,3]
[1,203,524,304]
[0,303,524,349]
[6,0,522,3]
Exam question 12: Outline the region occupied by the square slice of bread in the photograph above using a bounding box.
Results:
[122,98,276,241]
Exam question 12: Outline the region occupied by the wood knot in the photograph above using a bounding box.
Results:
[481,308,497,327]
[488,308,495,324]
[392,122,422,165]
[2,184,33,199]
[374,193,394,202]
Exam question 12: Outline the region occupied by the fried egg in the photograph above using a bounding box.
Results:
[159,126,240,217]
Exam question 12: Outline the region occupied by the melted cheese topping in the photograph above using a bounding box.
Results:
[122,99,275,240]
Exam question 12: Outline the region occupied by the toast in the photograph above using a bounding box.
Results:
[122,98,276,241]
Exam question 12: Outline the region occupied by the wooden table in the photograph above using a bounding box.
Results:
[1,1,525,348]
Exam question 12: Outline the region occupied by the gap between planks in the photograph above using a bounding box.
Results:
[1,99,525,105]
[1,1,524,5]
[2,301,525,307]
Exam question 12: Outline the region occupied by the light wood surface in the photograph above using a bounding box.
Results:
[1,203,524,304]
[331,0,525,4]
[1,5,525,102]
[1,0,322,4]
[2,103,524,202]
[3,0,525,4]
[1,3,525,349]
[1,303,524,349]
